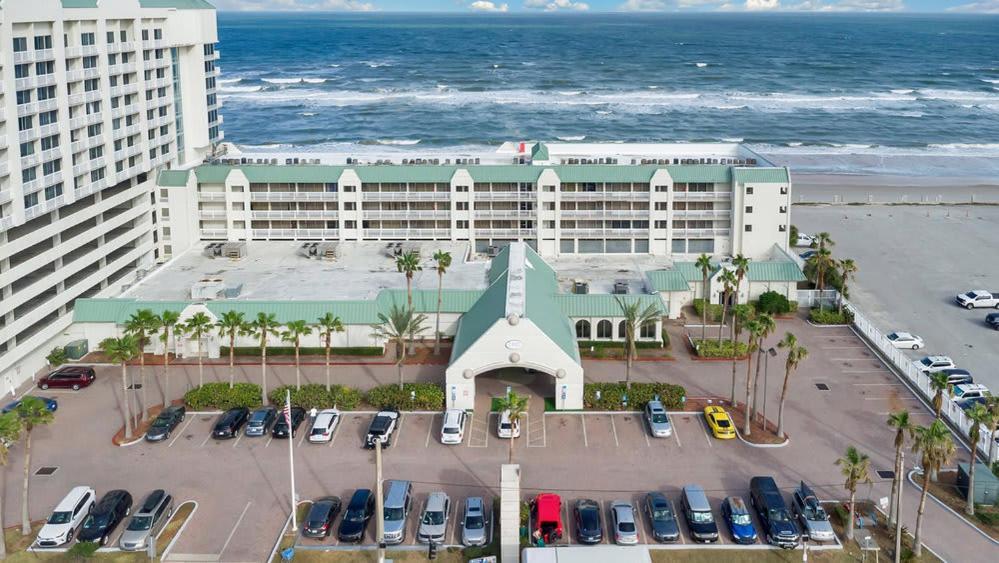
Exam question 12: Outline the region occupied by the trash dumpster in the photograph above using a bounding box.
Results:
[64,339,89,360]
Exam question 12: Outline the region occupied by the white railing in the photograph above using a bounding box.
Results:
[560,209,649,218]
[362,191,451,201]
[198,192,226,201]
[249,191,339,202]
[475,228,536,238]
[795,289,839,309]
[362,210,447,219]
[672,228,729,237]
[674,209,731,219]
[673,191,733,201]
[251,228,339,238]
[471,191,527,201]
[0,215,14,232]
[364,228,449,238]
[473,209,534,219]
[250,210,337,219]
[201,229,228,238]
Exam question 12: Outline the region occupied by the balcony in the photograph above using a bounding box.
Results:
[248,191,339,202]
[474,228,536,238]
[672,228,730,238]
[0,162,8,178]
[0,215,14,232]
[671,191,733,201]
[24,195,65,221]
[674,209,731,219]
[64,45,99,58]
[0,188,10,202]
[17,128,41,144]
[362,210,448,220]
[12,49,53,65]
[363,228,449,239]
[198,192,227,201]
[472,191,528,201]
[559,228,648,238]
[109,84,140,98]
[38,147,62,163]
[143,39,167,49]
[251,228,339,239]
[559,209,649,218]
[109,62,137,75]
[361,191,451,201]
[150,77,171,89]
[250,210,338,220]
[201,228,228,239]
[472,209,535,219]
[38,123,60,138]
[198,209,228,219]
[108,41,138,54]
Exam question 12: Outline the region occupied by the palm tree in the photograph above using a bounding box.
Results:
[371,305,428,390]
[930,372,950,419]
[838,258,858,314]
[616,297,660,391]
[887,410,914,526]
[101,335,139,439]
[729,304,752,406]
[814,231,834,251]
[717,269,737,343]
[14,397,54,536]
[496,390,529,464]
[432,250,452,356]
[0,412,22,558]
[808,248,836,311]
[316,313,344,392]
[964,403,989,516]
[986,396,999,464]
[775,332,807,437]
[751,312,776,422]
[695,254,712,342]
[216,311,247,389]
[731,254,750,306]
[835,445,872,541]
[742,319,763,436]
[123,309,160,420]
[396,250,422,356]
[912,420,956,557]
[282,320,313,390]
[248,313,281,405]
[184,312,213,388]
[157,310,180,405]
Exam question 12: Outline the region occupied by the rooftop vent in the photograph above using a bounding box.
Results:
[613,280,630,295]
[203,242,224,258]
[221,242,247,260]
[191,278,227,300]
[573,280,589,295]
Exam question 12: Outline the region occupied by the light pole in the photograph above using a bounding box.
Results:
[894,451,904,563]
[762,347,777,430]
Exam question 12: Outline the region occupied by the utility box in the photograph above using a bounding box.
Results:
[957,462,999,505]
[64,340,88,360]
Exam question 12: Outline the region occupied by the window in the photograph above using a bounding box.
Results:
[597,320,612,339]
[120,30,127,41]
[24,192,39,209]
[345,220,356,228]
[745,206,753,214]
[344,202,356,211]
[16,90,32,105]
[343,186,356,193]
[34,35,52,50]
[575,320,591,339]
[13,37,28,52]
[37,86,56,101]
[83,56,98,69]
[745,187,754,195]
[23,166,38,182]
[640,321,656,339]
[84,78,99,92]
[154,29,163,40]
[655,185,669,192]
[779,206,787,214]
[35,61,55,75]
[454,185,468,193]
[87,123,102,137]
[41,135,59,151]
[39,110,58,125]
[780,186,788,195]
[107,31,115,44]
[20,142,35,157]
[45,183,63,200]
[81,32,95,46]
[654,221,669,229]
[89,146,103,159]
[42,159,61,176]
[18,115,33,132]
[14,64,30,78]
[779,225,787,232]
[142,30,149,41]
[456,202,469,211]
[744,225,752,232]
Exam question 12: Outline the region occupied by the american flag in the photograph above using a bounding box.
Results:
[283,390,293,427]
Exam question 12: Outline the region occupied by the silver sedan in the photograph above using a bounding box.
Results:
[610,501,639,545]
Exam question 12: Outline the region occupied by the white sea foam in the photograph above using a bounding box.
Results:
[693,62,708,68]
[557,135,586,141]
[300,112,317,117]
[302,78,327,84]
[374,139,421,145]
[980,79,999,84]
[262,78,302,84]
[218,77,243,84]
[220,85,263,93]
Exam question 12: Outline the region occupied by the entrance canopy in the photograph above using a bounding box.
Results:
[446,243,584,410]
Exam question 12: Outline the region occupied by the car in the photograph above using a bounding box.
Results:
[644,492,680,543]
[461,497,488,547]
[644,399,672,438]
[956,290,999,309]
[78,490,133,545]
[986,312,999,330]
[681,485,718,543]
[440,409,467,444]
[382,480,413,545]
[799,250,818,261]
[145,406,186,442]
[417,492,451,544]
[941,368,974,386]
[497,409,521,439]
[308,408,341,443]
[530,493,563,545]
[245,406,277,437]
[337,489,375,542]
[914,355,956,375]
[721,496,758,544]
[272,406,306,439]
[2,396,58,414]
[791,482,835,542]
[364,409,400,448]
[750,476,800,549]
[793,233,815,247]
[610,501,639,545]
[35,486,96,547]
[953,383,990,404]
[212,407,249,439]
[302,496,342,538]
[119,490,173,551]
[886,332,924,350]
[38,366,95,391]
[704,406,736,439]
[573,499,603,544]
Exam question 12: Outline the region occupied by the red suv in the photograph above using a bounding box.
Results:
[530,493,564,546]
[38,366,96,390]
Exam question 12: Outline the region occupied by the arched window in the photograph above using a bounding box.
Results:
[597,320,612,339]
[640,320,656,339]
[575,320,591,339]
[618,320,627,338]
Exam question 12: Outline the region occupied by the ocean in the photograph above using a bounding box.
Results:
[216,13,999,177]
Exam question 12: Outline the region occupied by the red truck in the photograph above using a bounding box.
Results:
[530,493,564,546]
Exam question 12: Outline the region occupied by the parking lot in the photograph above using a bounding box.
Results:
[2,316,994,562]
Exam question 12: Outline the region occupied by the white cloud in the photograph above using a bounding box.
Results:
[470,0,510,10]
[525,0,591,10]
[785,0,904,10]
[617,0,671,10]
[745,0,779,9]
[947,0,999,12]
[212,0,376,10]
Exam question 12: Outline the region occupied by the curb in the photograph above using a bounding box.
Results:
[268,500,311,563]
[804,320,851,328]
[734,425,789,448]
[906,469,999,545]
[160,500,199,560]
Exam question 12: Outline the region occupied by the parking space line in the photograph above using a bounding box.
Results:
[610,416,619,448]
[198,432,212,448]
[168,416,195,447]
[643,420,650,448]
[327,422,341,448]
[562,501,572,546]
[297,428,308,447]
[632,502,643,544]
[395,413,406,444]
[219,501,252,558]
[580,414,589,448]
[232,432,243,449]
[672,418,683,448]
[701,419,713,448]
[425,414,435,448]
[265,436,273,448]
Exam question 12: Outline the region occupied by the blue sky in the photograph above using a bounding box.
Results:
[211,0,999,12]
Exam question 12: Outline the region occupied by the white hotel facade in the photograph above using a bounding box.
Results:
[0,0,222,388]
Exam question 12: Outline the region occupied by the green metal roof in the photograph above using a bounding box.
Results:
[488,246,511,284]
[531,143,549,161]
[467,166,544,183]
[746,261,806,282]
[524,261,580,363]
[554,294,666,318]
[194,165,233,184]
[139,0,216,8]
[449,276,508,365]
[552,165,661,184]
[73,299,193,323]
[157,169,190,187]
[376,289,484,315]
[243,165,345,184]
[60,1,99,7]
[645,270,690,292]
[204,301,379,324]
[665,165,732,184]
[732,168,790,184]
[355,166,457,184]
[672,261,720,283]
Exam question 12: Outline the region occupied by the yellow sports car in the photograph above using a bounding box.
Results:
[704,406,736,440]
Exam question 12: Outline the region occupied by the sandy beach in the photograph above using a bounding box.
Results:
[794,173,999,204]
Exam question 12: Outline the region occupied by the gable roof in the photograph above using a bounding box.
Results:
[645,270,690,292]
[746,261,806,282]
[448,276,509,365]
[531,142,549,161]
[672,261,720,283]
[732,167,790,184]
[157,169,190,187]
[664,165,732,184]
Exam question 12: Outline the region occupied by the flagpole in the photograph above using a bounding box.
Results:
[286,389,298,532]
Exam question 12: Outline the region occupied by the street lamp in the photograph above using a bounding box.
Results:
[762,347,778,431]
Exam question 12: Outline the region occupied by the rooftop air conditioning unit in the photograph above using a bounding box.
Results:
[191,278,227,300]
[486,245,500,258]
[202,242,224,258]
[613,280,630,295]
[573,280,589,295]
[221,242,247,260]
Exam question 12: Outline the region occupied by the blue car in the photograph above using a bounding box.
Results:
[721,496,758,545]
[2,396,58,414]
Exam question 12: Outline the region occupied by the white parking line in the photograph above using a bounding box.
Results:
[232,432,243,449]
[672,419,683,448]
[701,420,713,448]
[265,436,273,448]
[562,502,572,546]
[297,428,308,447]
[425,414,436,448]
[581,414,589,448]
[395,413,406,444]
[642,420,650,448]
[328,422,341,448]
[219,501,252,558]
[198,432,212,448]
[168,416,195,447]
[610,416,619,448]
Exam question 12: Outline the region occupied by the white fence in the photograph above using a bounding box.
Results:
[796,289,839,309]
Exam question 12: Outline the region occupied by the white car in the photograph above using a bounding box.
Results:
[497,410,521,439]
[440,409,467,445]
[308,408,341,443]
[793,233,815,247]
[886,332,924,350]
[914,355,955,374]
[956,290,999,309]
[36,486,96,547]
[953,384,990,402]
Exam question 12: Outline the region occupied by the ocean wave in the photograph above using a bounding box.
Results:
[218,77,243,85]
[303,78,327,84]
[980,79,999,84]
[299,112,317,116]
[757,142,999,157]
[220,85,263,93]
[372,139,421,145]
[557,135,586,141]
[262,78,303,84]
[692,62,709,68]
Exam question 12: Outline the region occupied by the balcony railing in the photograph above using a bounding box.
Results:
[361,191,450,201]
[198,192,227,201]
[471,191,530,201]
[474,228,537,238]
[472,209,535,219]
[362,210,448,220]
[24,195,65,221]
[198,210,228,219]
[251,229,339,239]
[249,210,338,220]
[672,191,733,201]
[559,209,650,218]
[248,191,339,202]
[201,229,228,238]
[559,228,648,238]
[674,209,731,219]
[560,191,650,201]
[363,228,449,238]
[672,228,730,237]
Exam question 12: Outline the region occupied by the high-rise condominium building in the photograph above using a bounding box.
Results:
[0,0,222,387]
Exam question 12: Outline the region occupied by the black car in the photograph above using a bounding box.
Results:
[78,490,133,545]
[573,499,603,544]
[940,368,974,386]
[338,489,375,542]
[644,492,680,543]
[145,406,187,442]
[987,312,999,330]
[212,407,249,439]
[750,476,800,549]
[302,496,342,539]
[272,407,306,439]
[245,406,277,437]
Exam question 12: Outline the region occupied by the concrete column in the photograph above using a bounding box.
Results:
[500,464,521,563]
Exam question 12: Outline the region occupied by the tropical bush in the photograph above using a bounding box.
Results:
[184,382,262,410]
[692,299,725,322]
[755,291,796,315]
[220,346,383,357]
[809,308,854,325]
[365,383,445,410]
[692,339,749,358]
[583,382,686,410]
[46,347,67,367]
[268,384,362,410]
[577,340,663,350]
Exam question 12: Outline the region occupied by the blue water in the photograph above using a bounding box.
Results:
[216,13,999,176]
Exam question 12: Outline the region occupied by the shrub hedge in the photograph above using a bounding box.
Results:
[583,382,686,410]
[692,339,749,358]
[809,308,854,325]
[365,383,444,411]
[692,299,725,322]
[268,384,362,410]
[577,340,663,350]
[220,346,383,357]
[755,291,795,315]
[184,382,262,410]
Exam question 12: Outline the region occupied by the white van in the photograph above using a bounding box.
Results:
[36,486,96,547]
[440,409,467,445]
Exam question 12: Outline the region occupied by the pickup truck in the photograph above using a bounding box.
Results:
[956,290,999,309]
[790,482,835,542]
[750,476,800,549]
